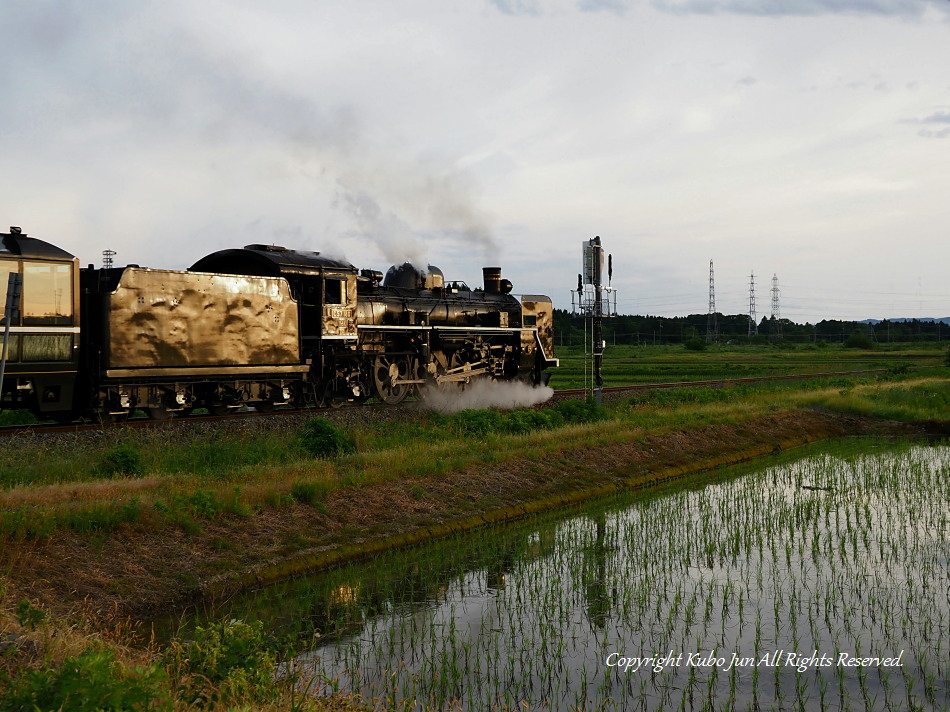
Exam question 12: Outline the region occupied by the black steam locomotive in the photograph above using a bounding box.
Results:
[0,227,557,420]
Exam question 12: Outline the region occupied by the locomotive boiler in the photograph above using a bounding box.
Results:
[1,229,558,420]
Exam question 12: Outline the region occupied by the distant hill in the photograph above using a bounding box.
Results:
[860,317,950,326]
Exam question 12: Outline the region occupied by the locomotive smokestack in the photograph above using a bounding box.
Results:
[483,267,501,294]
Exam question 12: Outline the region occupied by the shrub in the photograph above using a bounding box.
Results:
[501,409,553,434]
[844,330,873,349]
[177,490,225,519]
[552,398,608,424]
[99,443,142,477]
[299,418,356,458]
[165,619,278,705]
[452,409,503,436]
[683,338,707,351]
[1,647,170,712]
[0,409,38,427]
[14,600,45,630]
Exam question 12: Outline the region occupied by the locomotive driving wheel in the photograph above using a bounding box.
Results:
[373,354,412,405]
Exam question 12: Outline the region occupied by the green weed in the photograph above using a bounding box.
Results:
[165,619,278,706]
[99,443,143,477]
[1,647,170,712]
[299,418,356,458]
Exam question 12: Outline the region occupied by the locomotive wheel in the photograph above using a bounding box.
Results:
[373,354,411,405]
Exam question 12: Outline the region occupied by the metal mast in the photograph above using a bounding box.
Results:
[102,249,116,269]
[572,236,616,405]
[770,273,782,339]
[748,271,758,337]
[706,259,718,343]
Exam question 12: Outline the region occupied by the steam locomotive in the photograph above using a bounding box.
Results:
[0,227,557,421]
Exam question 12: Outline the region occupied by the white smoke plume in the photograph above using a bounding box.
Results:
[419,379,554,414]
[338,188,429,266]
[334,156,500,269]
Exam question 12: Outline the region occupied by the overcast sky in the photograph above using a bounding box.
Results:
[3,0,949,322]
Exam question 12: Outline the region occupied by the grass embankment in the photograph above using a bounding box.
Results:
[1,370,947,611]
[1,363,948,711]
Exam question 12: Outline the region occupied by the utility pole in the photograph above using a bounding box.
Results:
[748,272,758,337]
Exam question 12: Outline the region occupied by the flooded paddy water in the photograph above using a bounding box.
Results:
[176,439,950,711]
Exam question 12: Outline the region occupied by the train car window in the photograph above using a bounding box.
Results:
[523,315,537,327]
[21,333,72,362]
[2,334,19,361]
[23,262,73,326]
[0,261,16,324]
[324,278,344,305]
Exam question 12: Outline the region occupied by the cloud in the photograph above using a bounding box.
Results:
[915,111,950,138]
[578,0,633,14]
[905,109,950,137]
[487,0,543,15]
[651,0,939,16]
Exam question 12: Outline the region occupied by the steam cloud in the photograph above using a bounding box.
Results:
[335,163,500,268]
[419,379,554,414]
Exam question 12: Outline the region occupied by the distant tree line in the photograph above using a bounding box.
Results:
[553,309,949,347]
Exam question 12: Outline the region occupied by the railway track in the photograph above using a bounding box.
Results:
[0,366,911,438]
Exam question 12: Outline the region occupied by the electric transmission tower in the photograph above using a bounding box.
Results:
[102,249,116,269]
[770,273,782,339]
[748,271,758,337]
[706,260,718,343]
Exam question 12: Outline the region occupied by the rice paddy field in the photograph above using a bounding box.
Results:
[173,438,950,711]
[549,343,945,390]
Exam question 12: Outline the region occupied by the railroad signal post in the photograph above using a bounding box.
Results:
[572,236,617,405]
